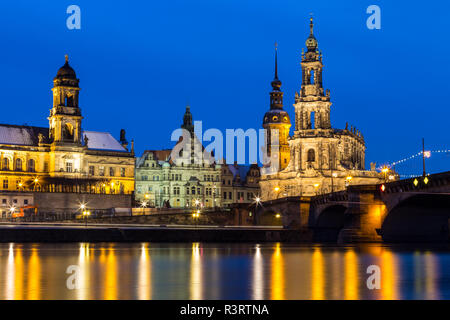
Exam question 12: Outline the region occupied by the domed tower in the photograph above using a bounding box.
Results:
[263,45,291,171]
[48,55,83,145]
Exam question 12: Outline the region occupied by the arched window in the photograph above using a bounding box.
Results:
[307,149,315,162]
[310,69,315,84]
[310,111,315,129]
[2,158,9,170]
[15,158,22,171]
[63,123,74,141]
[28,159,35,172]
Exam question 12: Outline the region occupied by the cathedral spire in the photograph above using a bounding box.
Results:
[181,105,194,133]
[274,42,278,80]
[270,44,283,109]
[305,16,318,52]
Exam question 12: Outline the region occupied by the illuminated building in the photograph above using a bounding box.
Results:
[135,107,261,208]
[0,55,135,215]
[135,106,222,208]
[260,18,384,199]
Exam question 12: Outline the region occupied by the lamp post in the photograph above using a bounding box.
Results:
[345,176,352,188]
[192,210,200,228]
[313,183,320,195]
[381,167,389,182]
[82,209,90,227]
[274,186,280,199]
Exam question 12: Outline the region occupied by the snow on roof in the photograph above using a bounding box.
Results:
[82,131,127,152]
[0,124,48,146]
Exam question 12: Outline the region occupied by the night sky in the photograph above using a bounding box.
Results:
[0,0,448,175]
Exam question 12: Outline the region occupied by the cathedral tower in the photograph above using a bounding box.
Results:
[294,17,332,132]
[48,55,83,145]
[262,45,291,171]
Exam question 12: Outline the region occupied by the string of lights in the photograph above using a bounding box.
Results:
[377,149,450,170]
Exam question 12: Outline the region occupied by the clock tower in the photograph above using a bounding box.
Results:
[262,45,291,172]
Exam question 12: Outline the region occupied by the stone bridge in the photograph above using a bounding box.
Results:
[254,171,450,243]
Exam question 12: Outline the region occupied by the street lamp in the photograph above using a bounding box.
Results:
[381,167,389,182]
[274,186,280,199]
[9,206,15,219]
[345,176,352,187]
[313,183,320,195]
[192,210,200,228]
[82,210,90,227]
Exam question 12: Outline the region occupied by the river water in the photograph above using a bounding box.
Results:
[0,242,449,300]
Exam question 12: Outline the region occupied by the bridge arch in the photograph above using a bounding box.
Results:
[381,194,450,242]
[313,204,347,242]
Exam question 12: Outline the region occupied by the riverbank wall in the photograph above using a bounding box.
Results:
[0,226,313,243]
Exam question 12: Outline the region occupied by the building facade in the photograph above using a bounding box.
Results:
[135,106,222,209]
[221,163,261,207]
[135,107,262,209]
[260,18,384,200]
[0,56,135,213]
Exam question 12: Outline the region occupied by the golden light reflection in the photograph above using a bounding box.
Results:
[271,243,284,300]
[190,243,202,300]
[311,247,324,300]
[27,246,41,300]
[330,251,342,299]
[252,245,264,300]
[14,245,24,300]
[104,246,118,300]
[138,243,152,300]
[344,249,359,300]
[380,249,398,300]
[6,243,15,300]
[424,251,439,300]
[77,243,90,300]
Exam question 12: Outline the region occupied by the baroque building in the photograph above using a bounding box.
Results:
[260,18,383,199]
[135,106,261,209]
[0,55,135,214]
[135,106,222,208]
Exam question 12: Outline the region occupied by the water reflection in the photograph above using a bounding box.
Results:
[252,245,264,300]
[138,243,151,300]
[344,249,358,300]
[190,243,202,300]
[0,243,448,300]
[311,247,324,300]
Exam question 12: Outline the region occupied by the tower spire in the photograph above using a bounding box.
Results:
[274,42,278,80]
[310,15,314,35]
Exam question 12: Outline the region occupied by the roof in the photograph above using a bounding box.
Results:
[228,164,251,180]
[82,131,127,152]
[0,124,49,146]
[0,124,126,152]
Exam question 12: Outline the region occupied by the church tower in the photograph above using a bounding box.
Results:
[48,55,83,145]
[262,45,291,171]
[181,105,194,134]
[294,17,332,133]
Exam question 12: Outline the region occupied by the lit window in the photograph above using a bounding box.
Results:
[66,162,73,173]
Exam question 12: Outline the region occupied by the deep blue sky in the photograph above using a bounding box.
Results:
[0,0,448,174]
